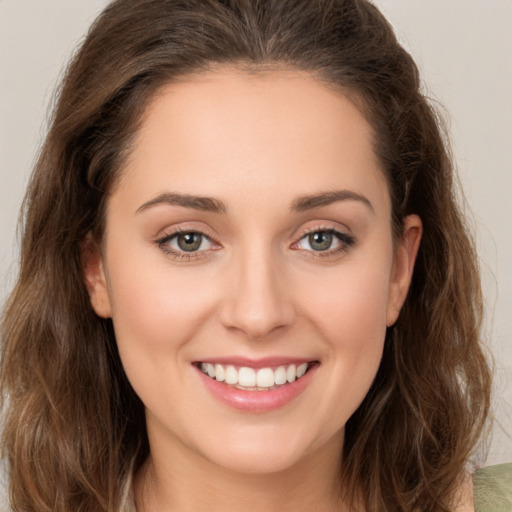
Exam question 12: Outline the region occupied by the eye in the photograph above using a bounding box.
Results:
[300,231,335,251]
[156,230,216,257]
[293,228,355,255]
[172,232,210,252]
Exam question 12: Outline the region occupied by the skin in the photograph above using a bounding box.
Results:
[84,67,425,511]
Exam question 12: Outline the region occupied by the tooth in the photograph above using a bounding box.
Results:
[274,366,287,385]
[215,364,225,382]
[297,363,308,378]
[225,365,238,385]
[201,362,309,388]
[286,364,297,383]
[239,367,256,387]
[256,368,275,388]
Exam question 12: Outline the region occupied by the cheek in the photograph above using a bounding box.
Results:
[324,274,388,383]
[103,248,219,387]
[302,258,391,348]
[295,257,392,423]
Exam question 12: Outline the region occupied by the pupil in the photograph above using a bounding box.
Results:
[309,231,332,251]
[177,233,202,252]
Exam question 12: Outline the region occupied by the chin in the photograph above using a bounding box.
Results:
[203,444,308,475]
[190,423,341,476]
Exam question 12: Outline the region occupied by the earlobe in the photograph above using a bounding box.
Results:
[80,233,112,319]
[386,215,423,327]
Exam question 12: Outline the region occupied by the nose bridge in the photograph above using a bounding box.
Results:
[219,239,294,339]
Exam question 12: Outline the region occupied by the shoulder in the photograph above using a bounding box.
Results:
[472,463,512,512]
[452,472,476,512]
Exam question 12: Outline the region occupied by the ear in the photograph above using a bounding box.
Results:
[386,215,422,327]
[80,233,112,319]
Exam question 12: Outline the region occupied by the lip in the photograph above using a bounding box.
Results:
[194,360,319,412]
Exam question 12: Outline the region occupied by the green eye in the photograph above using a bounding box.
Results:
[158,231,214,255]
[176,232,204,252]
[294,228,356,256]
[307,231,334,251]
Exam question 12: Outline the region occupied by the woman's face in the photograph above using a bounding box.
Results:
[86,68,421,475]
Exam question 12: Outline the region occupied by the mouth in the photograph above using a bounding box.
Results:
[194,361,318,391]
[193,358,320,412]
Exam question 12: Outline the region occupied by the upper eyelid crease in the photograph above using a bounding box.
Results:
[155,224,354,246]
[295,228,356,246]
[155,231,217,260]
[155,227,354,259]
[156,229,215,246]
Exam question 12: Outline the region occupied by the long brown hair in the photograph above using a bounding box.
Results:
[1,1,491,510]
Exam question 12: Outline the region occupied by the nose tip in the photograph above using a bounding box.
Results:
[224,299,291,340]
[218,258,295,340]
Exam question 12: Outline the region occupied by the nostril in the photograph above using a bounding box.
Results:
[217,263,296,339]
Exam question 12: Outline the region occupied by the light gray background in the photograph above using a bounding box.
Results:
[1,0,511,472]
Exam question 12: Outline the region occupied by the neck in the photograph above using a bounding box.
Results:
[134,430,350,512]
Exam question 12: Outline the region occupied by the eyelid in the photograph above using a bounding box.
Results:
[154,224,221,261]
[290,222,356,258]
[152,221,355,261]
[152,220,219,240]
[293,221,353,241]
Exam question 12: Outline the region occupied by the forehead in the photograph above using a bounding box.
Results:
[115,67,390,217]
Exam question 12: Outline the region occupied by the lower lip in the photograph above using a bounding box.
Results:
[195,364,318,412]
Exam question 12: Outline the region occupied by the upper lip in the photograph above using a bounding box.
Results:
[193,356,318,369]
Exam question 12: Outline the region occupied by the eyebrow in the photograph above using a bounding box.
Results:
[136,192,227,214]
[291,190,374,213]
[136,189,374,215]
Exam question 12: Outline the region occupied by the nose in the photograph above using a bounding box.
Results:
[218,246,295,340]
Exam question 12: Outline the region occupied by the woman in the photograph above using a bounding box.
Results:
[0,0,501,510]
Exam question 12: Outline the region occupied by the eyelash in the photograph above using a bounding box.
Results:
[155,226,356,261]
[155,228,218,261]
[292,227,356,259]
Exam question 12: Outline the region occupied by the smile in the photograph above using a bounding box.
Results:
[194,358,319,411]
[198,362,311,390]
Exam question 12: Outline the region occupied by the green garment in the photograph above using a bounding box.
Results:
[473,463,512,512]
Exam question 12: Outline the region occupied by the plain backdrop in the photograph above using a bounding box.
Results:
[1,0,511,477]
